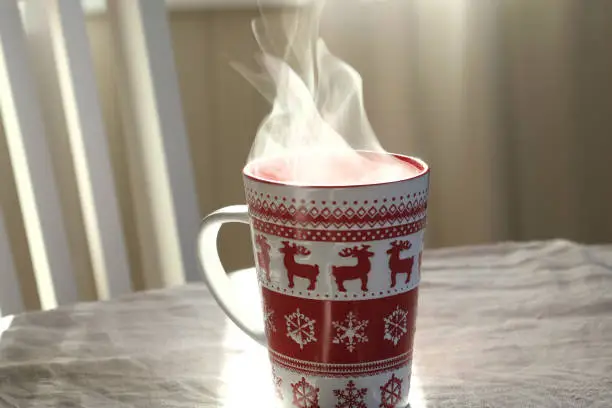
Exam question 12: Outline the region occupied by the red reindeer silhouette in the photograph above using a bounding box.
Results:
[332,245,375,292]
[279,241,319,290]
[387,240,415,288]
[255,235,272,281]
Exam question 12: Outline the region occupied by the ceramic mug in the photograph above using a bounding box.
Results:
[198,153,429,408]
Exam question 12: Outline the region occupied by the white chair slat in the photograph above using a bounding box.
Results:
[107,0,201,288]
[0,0,78,309]
[23,0,97,302]
[25,0,132,299]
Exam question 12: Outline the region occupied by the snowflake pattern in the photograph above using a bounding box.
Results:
[291,377,320,408]
[285,308,317,349]
[379,374,403,408]
[272,367,283,400]
[383,306,408,346]
[333,380,367,408]
[263,304,276,336]
[332,311,369,352]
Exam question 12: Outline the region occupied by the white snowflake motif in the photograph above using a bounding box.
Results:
[285,308,317,349]
[332,311,368,352]
[383,306,409,346]
[291,377,320,408]
[333,380,367,408]
[263,304,276,336]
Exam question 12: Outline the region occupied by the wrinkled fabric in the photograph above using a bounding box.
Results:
[0,240,610,407]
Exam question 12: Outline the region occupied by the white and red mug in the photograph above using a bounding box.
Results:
[198,152,430,408]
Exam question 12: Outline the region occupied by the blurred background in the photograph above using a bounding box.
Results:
[1,0,611,308]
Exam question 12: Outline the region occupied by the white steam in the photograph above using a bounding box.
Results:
[236,1,417,185]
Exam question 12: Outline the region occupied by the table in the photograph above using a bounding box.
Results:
[1,240,611,407]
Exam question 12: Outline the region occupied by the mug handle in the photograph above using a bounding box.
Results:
[197,204,267,346]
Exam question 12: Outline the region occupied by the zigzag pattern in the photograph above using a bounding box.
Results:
[246,196,428,228]
[252,217,427,242]
[270,350,411,378]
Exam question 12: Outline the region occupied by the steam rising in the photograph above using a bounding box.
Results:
[236,1,418,185]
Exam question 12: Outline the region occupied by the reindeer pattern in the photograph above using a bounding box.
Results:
[255,234,272,281]
[253,231,423,294]
[331,245,375,292]
[279,241,320,290]
[386,240,415,288]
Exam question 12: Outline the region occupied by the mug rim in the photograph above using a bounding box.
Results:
[242,151,429,189]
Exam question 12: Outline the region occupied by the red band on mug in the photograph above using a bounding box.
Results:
[262,286,418,365]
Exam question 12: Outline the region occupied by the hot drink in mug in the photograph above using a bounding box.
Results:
[198,151,429,407]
